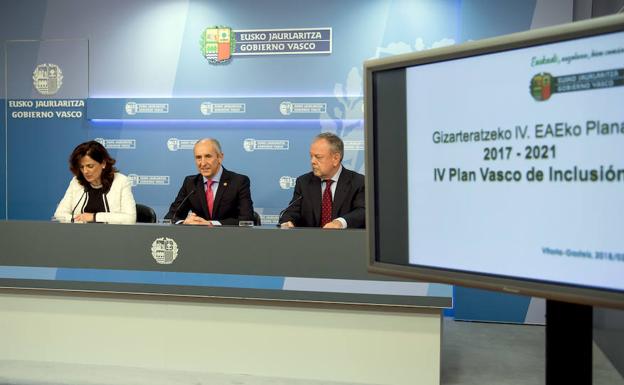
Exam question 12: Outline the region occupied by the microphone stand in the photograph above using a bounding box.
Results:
[169,189,195,223]
[70,190,87,223]
[276,195,302,227]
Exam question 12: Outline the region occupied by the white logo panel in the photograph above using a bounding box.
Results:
[151,237,179,264]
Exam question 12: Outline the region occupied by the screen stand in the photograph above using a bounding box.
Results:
[545,300,593,385]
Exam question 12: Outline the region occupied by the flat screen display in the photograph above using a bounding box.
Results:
[366,14,624,308]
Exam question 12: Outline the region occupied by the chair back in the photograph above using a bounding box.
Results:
[136,203,157,223]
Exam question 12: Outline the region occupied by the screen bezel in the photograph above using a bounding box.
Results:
[364,13,624,309]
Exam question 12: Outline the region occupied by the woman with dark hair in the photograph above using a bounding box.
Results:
[54,141,136,224]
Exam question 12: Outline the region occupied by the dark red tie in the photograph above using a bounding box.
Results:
[320,179,333,227]
[206,179,214,219]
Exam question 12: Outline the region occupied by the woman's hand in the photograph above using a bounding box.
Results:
[74,213,95,222]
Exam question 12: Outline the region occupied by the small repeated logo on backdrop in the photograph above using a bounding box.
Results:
[32,64,63,95]
[124,101,169,115]
[200,26,235,64]
[151,237,178,264]
[167,138,197,151]
[260,214,280,225]
[125,102,138,115]
[200,102,246,115]
[243,138,256,152]
[343,140,365,151]
[128,174,170,187]
[128,174,139,187]
[167,138,180,151]
[200,102,214,115]
[94,138,137,150]
[279,176,296,190]
[279,101,326,115]
[242,138,289,152]
[279,101,294,116]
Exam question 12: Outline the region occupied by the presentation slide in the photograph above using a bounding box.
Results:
[406,31,624,291]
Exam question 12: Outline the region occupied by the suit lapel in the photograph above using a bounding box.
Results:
[308,175,322,226]
[332,169,351,218]
[212,168,230,219]
[195,176,210,219]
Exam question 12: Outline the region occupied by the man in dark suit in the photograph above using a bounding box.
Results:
[165,138,254,225]
[279,132,365,229]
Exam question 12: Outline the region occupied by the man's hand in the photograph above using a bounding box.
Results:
[280,221,295,229]
[322,219,344,229]
[183,212,213,226]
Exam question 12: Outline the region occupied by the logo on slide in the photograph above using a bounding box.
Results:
[32,63,63,95]
[530,68,624,101]
[151,237,179,264]
[200,26,235,64]
[530,72,553,101]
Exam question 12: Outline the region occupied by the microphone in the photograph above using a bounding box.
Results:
[169,189,195,223]
[70,190,87,223]
[276,195,302,227]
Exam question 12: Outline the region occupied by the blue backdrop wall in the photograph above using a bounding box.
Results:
[1,0,573,323]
